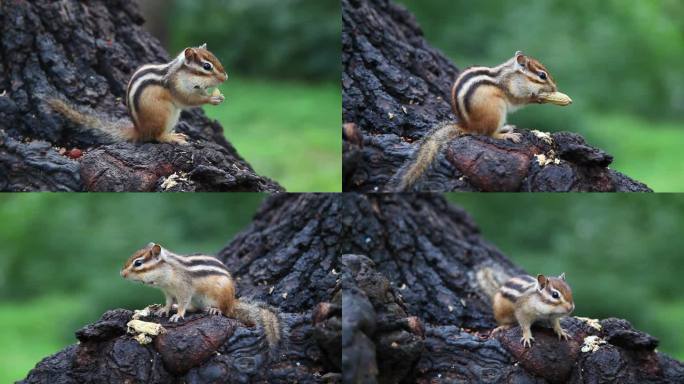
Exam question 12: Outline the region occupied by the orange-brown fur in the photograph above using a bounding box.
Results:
[134,85,175,141]
[195,274,236,316]
[466,85,507,136]
[493,290,516,324]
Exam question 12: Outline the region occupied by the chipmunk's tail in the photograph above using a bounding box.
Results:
[389,122,461,191]
[47,98,137,142]
[476,267,512,300]
[233,299,281,350]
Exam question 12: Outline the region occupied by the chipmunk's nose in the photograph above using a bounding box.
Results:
[120,270,127,278]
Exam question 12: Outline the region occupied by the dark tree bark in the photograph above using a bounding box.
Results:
[0,0,282,192]
[342,0,652,192]
[20,194,341,384]
[339,194,683,383]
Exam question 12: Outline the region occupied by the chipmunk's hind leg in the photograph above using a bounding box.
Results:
[158,132,189,145]
[493,125,522,143]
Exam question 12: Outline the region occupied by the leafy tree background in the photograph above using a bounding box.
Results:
[398,0,684,191]
[137,0,341,191]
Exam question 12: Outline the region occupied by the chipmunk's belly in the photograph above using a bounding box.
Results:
[191,293,218,310]
[165,107,181,133]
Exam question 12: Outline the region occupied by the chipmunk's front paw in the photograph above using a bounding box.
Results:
[206,307,222,316]
[159,132,189,145]
[169,314,184,322]
[520,335,535,348]
[209,95,225,105]
[156,307,171,317]
[555,328,571,341]
[501,131,522,143]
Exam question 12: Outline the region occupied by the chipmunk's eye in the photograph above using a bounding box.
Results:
[203,62,213,71]
[538,71,547,80]
[551,291,560,299]
[133,259,143,268]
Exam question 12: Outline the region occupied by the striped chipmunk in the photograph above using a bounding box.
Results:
[120,243,280,347]
[392,51,572,191]
[48,44,227,145]
[492,273,575,348]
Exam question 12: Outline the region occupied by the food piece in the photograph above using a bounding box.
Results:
[538,91,572,106]
[205,86,222,97]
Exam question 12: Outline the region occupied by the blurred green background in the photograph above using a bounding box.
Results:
[0,194,266,383]
[450,194,684,361]
[137,0,341,191]
[398,0,684,192]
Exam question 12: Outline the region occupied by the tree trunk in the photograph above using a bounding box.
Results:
[19,194,341,384]
[339,194,683,383]
[341,0,652,192]
[0,0,282,192]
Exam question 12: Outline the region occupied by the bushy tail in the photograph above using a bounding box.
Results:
[476,267,512,300]
[47,98,136,142]
[233,300,281,349]
[390,122,461,191]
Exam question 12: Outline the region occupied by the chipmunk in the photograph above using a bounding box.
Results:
[48,44,227,145]
[492,273,575,348]
[120,243,280,347]
[392,51,572,191]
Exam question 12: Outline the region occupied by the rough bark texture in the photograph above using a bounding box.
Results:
[342,0,652,192]
[0,0,282,192]
[340,194,684,383]
[20,194,341,384]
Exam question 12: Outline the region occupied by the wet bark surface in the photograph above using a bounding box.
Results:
[0,0,282,192]
[340,194,684,383]
[341,0,651,192]
[20,194,342,384]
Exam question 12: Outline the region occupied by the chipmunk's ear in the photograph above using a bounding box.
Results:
[198,43,207,50]
[150,243,162,258]
[184,48,197,63]
[536,274,548,289]
[559,272,566,280]
[515,51,528,67]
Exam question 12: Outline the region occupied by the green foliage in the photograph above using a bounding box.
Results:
[0,296,82,383]
[169,0,340,81]
[586,114,684,192]
[204,78,341,192]
[449,194,684,360]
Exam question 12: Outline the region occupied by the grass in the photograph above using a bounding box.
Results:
[582,113,684,192]
[0,295,83,383]
[203,77,341,192]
